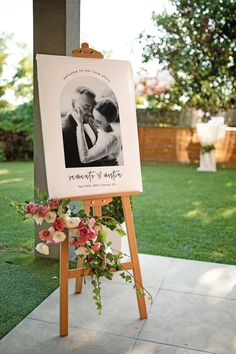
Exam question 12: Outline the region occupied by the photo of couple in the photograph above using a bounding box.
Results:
[60,77,124,168]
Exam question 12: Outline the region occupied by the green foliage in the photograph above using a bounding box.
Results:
[0,33,12,107]
[0,100,33,160]
[0,33,33,161]
[0,33,33,108]
[113,227,126,237]
[102,196,125,223]
[201,144,216,154]
[139,0,236,112]
[0,146,6,161]
[11,55,33,101]
[137,107,181,126]
[98,228,108,242]
[120,271,132,284]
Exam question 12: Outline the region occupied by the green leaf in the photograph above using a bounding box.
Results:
[78,209,87,218]
[37,190,47,201]
[104,271,113,280]
[98,229,107,242]
[114,227,126,237]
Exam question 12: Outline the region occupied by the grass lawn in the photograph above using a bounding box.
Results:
[0,162,59,339]
[133,163,236,264]
[0,161,236,339]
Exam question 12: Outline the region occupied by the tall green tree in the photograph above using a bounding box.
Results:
[139,0,236,113]
[11,43,33,101]
[0,33,13,110]
[0,33,33,161]
[0,33,33,109]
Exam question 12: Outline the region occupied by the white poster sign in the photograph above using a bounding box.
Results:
[36,54,142,198]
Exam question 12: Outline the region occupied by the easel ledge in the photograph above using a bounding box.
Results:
[70,191,140,201]
[59,43,147,337]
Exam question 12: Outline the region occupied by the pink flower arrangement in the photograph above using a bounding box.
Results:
[16,196,109,258]
[11,193,151,315]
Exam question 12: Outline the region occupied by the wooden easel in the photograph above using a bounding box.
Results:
[59,43,147,337]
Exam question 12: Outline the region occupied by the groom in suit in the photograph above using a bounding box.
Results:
[62,86,99,168]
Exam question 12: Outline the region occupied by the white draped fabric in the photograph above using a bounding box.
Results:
[196,123,227,172]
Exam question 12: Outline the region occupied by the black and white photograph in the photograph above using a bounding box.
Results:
[36,54,142,198]
[60,76,124,168]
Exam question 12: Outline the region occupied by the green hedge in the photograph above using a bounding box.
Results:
[0,101,33,161]
[136,108,181,126]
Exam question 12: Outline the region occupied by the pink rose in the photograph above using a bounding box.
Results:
[79,226,89,237]
[53,217,65,231]
[39,229,53,242]
[26,202,37,214]
[38,204,49,218]
[48,198,60,210]
[78,220,85,228]
[69,239,80,247]
[78,235,89,246]
[87,218,96,229]
[87,229,97,240]
[92,242,101,252]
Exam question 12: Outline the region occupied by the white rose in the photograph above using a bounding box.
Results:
[58,207,71,219]
[70,228,80,237]
[75,246,89,256]
[52,231,67,243]
[65,217,81,229]
[35,242,49,255]
[45,211,57,223]
[33,214,44,225]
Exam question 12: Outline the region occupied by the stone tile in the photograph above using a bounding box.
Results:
[139,289,236,354]
[162,258,236,299]
[28,279,156,338]
[119,237,173,290]
[132,340,209,354]
[110,253,172,291]
[139,254,173,289]
[0,318,135,354]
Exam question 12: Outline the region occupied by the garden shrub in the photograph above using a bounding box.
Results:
[0,100,33,160]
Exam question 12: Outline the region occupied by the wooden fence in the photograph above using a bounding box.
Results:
[138,126,236,166]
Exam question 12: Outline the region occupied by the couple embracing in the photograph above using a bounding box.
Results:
[62,87,122,168]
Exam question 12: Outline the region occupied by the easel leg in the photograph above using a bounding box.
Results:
[75,201,91,294]
[75,257,83,293]
[60,236,69,336]
[122,196,147,319]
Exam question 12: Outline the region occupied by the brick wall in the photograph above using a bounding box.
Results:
[138,126,236,166]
